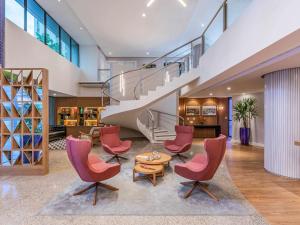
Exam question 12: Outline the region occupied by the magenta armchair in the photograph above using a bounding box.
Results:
[66,136,120,205]
[164,125,194,162]
[175,135,227,200]
[100,126,132,164]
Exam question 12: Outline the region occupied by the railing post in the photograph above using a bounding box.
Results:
[0,0,5,67]
[223,0,228,32]
[201,35,205,56]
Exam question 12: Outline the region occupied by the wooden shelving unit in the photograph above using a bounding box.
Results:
[0,68,48,175]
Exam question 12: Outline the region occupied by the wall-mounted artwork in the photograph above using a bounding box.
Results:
[202,105,217,116]
[186,105,201,116]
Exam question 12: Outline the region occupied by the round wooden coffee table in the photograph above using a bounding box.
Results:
[133,164,164,186]
[135,152,172,166]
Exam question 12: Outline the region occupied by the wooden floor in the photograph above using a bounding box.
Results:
[226,142,300,225]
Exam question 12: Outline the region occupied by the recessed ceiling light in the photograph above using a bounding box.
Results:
[209,93,213,96]
[178,0,187,7]
[242,93,246,95]
[201,23,205,27]
[142,13,147,18]
[79,27,83,30]
[227,87,231,91]
[146,52,150,55]
[57,0,61,2]
[53,93,57,96]
[147,0,155,7]
[108,52,112,55]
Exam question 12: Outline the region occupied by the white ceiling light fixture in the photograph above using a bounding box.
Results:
[147,0,186,8]
[201,23,205,27]
[147,0,155,7]
[209,93,213,96]
[178,0,187,7]
[227,87,231,91]
[146,51,150,55]
[142,13,147,18]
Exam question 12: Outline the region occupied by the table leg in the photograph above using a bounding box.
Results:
[133,169,136,182]
[153,173,156,186]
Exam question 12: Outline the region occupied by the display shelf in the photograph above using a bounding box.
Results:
[0,68,48,175]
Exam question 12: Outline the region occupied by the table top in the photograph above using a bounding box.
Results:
[134,164,163,175]
[135,152,172,165]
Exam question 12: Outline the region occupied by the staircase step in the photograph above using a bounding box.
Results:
[154,129,169,133]
[155,136,176,141]
[155,133,176,137]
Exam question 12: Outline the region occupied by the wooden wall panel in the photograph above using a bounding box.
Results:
[179,97,229,136]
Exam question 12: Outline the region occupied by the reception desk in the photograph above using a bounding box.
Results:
[193,125,221,138]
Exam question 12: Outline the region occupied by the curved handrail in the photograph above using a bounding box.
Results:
[138,109,155,139]
[133,52,190,100]
[149,109,185,125]
[101,0,227,103]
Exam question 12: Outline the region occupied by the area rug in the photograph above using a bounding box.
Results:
[40,140,266,221]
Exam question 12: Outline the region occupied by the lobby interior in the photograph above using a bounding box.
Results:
[1,0,300,225]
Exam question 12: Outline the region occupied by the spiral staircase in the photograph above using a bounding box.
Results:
[100,0,246,143]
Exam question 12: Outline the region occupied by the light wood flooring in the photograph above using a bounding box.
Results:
[226,142,300,225]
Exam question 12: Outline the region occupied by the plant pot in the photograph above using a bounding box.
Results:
[240,127,250,145]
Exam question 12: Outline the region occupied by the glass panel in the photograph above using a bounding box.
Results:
[46,15,59,53]
[5,0,25,29]
[227,0,252,27]
[27,0,45,43]
[71,39,79,66]
[204,8,224,52]
[60,29,71,60]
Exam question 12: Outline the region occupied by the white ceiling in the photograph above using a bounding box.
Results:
[37,0,223,57]
[191,49,300,98]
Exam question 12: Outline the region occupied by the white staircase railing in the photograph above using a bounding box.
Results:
[101,0,252,142]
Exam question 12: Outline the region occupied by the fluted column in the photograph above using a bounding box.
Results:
[264,68,300,178]
[0,0,4,67]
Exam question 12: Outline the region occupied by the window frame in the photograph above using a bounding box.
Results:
[5,0,80,67]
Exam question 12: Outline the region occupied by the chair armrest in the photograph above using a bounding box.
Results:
[121,140,132,148]
[164,140,176,146]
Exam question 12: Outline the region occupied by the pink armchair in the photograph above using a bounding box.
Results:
[66,136,120,205]
[164,125,194,162]
[100,126,132,164]
[175,135,227,200]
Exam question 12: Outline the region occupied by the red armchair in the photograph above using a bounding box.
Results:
[100,126,132,164]
[164,125,194,162]
[175,135,227,200]
[66,136,120,205]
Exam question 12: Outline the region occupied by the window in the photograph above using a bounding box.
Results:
[5,0,80,67]
[27,0,45,43]
[71,39,79,66]
[60,29,71,60]
[46,15,59,53]
[5,0,25,29]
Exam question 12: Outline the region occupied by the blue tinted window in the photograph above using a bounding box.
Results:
[46,15,59,53]
[71,39,79,66]
[5,0,25,29]
[60,29,71,60]
[27,0,45,43]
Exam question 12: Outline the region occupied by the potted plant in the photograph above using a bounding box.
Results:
[233,97,258,145]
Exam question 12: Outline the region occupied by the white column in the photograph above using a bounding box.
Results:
[264,68,300,178]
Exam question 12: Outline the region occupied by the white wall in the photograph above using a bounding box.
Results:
[232,92,264,147]
[5,19,81,96]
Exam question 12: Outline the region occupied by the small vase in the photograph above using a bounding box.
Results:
[240,127,250,145]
